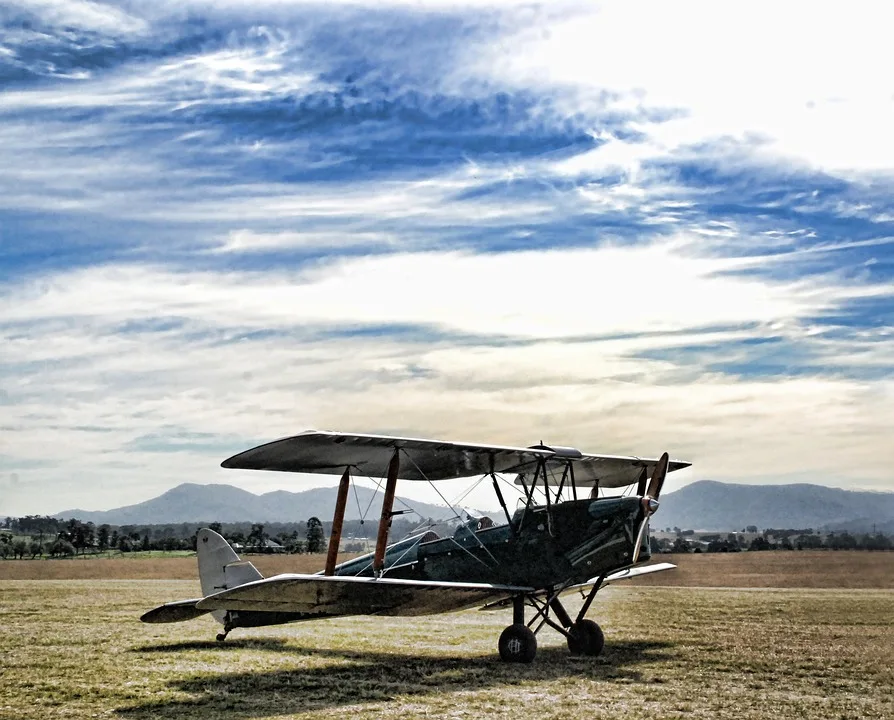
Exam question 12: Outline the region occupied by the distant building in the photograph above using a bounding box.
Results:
[244,538,286,554]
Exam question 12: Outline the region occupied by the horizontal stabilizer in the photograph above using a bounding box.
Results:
[196,573,533,617]
[140,598,209,624]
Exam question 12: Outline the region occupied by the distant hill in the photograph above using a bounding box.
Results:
[55,483,461,525]
[53,480,894,533]
[657,481,894,533]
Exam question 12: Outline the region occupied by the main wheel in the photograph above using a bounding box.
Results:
[498,623,537,663]
[566,619,605,656]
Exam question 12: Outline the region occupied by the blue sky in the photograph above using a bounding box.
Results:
[1,0,893,515]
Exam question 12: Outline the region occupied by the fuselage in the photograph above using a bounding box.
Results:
[333,495,650,590]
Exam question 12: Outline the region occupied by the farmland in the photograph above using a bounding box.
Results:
[0,553,892,720]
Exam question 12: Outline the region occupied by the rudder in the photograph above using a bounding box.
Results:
[197,528,263,624]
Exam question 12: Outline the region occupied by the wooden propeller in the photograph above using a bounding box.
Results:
[645,452,669,503]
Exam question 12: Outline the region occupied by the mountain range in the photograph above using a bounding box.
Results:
[656,481,894,533]
[51,480,894,533]
[54,483,459,525]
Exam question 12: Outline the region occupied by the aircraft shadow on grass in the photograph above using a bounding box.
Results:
[120,640,673,719]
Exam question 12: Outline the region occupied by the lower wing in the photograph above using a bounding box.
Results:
[195,574,535,617]
[567,562,677,593]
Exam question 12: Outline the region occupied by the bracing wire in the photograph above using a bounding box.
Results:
[400,449,503,571]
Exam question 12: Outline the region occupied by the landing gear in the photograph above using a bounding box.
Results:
[499,579,607,662]
[498,624,537,663]
[216,613,235,642]
[567,619,605,656]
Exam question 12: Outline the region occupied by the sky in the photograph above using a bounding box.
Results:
[1,0,893,517]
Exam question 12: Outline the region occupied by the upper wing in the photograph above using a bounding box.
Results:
[195,573,534,617]
[514,454,691,489]
[222,430,691,488]
[221,430,551,481]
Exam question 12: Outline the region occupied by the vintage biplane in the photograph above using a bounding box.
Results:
[142,430,690,662]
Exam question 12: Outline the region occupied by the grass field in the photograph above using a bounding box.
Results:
[0,552,894,720]
[1,555,892,720]
[1,582,891,720]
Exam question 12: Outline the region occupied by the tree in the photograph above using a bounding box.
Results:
[13,540,27,559]
[861,533,892,551]
[50,538,76,557]
[97,525,110,553]
[671,537,691,553]
[29,541,43,559]
[825,532,857,550]
[247,523,268,551]
[306,517,325,554]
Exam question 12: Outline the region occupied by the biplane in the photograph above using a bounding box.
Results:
[142,430,690,662]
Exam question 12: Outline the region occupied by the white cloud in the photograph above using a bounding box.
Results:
[4,239,865,338]
[469,1,894,174]
[211,229,399,253]
[16,0,148,35]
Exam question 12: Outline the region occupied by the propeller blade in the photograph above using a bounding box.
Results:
[635,466,648,497]
[645,452,669,501]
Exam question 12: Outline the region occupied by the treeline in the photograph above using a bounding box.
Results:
[656,530,893,554]
[0,514,425,559]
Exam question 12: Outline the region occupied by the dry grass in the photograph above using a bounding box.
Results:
[630,551,894,589]
[0,553,360,581]
[3,550,891,587]
[0,579,891,720]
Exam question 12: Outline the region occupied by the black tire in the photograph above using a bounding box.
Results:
[566,619,605,656]
[498,623,537,663]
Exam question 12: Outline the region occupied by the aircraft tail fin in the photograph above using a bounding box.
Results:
[197,528,264,624]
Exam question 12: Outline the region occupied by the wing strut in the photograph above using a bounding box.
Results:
[373,450,400,575]
[325,466,351,576]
